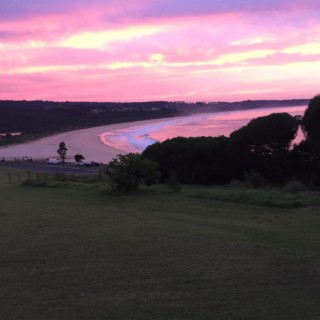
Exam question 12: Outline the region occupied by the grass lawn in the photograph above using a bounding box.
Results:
[1,168,320,320]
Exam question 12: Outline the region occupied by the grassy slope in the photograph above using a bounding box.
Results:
[1,169,320,320]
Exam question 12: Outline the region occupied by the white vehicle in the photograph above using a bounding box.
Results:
[75,161,92,167]
[46,158,61,164]
[75,161,84,166]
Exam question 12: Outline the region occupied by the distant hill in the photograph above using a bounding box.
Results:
[0,99,309,146]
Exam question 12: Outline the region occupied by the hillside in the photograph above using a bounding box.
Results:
[1,169,320,320]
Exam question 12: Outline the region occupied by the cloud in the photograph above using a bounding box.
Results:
[60,25,167,49]
[137,0,320,19]
[0,0,319,101]
[282,42,320,55]
[2,0,318,25]
[0,0,183,21]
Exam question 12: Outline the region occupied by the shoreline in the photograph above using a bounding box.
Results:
[0,105,307,164]
[0,117,181,163]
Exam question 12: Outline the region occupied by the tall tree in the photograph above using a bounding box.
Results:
[301,95,320,184]
[228,113,299,183]
[57,141,68,166]
[301,95,320,142]
[229,113,299,155]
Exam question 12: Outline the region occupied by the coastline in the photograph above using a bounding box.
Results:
[0,117,178,163]
[0,105,307,164]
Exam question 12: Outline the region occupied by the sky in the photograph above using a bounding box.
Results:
[0,0,319,102]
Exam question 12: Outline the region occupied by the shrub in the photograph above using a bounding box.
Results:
[165,171,181,192]
[227,180,245,189]
[107,153,160,192]
[243,170,267,188]
[283,180,308,193]
[74,154,85,162]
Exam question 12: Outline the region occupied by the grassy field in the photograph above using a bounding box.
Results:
[1,168,320,320]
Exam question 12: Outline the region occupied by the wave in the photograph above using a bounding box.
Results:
[99,105,307,153]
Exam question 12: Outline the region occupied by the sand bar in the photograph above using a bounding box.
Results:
[0,118,169,163]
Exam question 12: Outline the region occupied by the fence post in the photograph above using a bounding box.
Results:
[28,171,31,180]
[8,173,12,184]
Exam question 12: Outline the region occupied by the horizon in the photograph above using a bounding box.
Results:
[0,1,320,102]
[0,97,311,104]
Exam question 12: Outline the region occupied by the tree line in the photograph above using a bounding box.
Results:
[0,99,307,147]
[107,95,320,191]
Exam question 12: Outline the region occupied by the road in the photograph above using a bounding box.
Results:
[0,161,105,176]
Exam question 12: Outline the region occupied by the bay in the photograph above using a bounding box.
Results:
[100,105,307,153]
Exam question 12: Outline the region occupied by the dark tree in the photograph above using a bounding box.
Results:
[107,153,160,192]
[227,113,299,184]
[229,113,299,155]
[57,141,68,165]
[289,140,313,183]
[142,136,238,185]
[301,94,320,142]
[74,154,85,163]
[300,95,320,184]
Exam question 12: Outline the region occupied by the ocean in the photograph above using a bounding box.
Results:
[100,105,307,153]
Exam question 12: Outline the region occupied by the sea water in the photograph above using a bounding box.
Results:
[100,105,307,153]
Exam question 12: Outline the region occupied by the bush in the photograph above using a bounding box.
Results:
[74,154,85,162]
[283,180,308,193]
[227,180,246,189]
[243,170,267,188]
[107,153,160,192]
[165,171,181,192]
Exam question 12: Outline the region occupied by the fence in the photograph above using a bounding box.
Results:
[5,171,46,184]
[1,156,30,162]
[3,168,105,185]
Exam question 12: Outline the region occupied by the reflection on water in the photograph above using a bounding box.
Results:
[100,105,307,153]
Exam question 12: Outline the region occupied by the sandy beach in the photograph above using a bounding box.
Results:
[0,118,167,163]
[0,105,307,164]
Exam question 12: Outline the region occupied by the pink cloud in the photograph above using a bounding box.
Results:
[0,1,320,101]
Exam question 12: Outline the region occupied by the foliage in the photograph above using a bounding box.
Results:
[229,112,299,155]
[74,154,85,162]
[300,95,320,184]
[165,170,181,192]
[283,180,308,193]
[190,186,319,208]
[57,141,68,164]
[107,153,160,192]
[0,99,307,148]
[143,114,301,187]
[143,136,238,185]
[301,94,320,142]
[243,170,267,188]
[227,180,246,189]
[289,140,312,181]
[227,113,299,184]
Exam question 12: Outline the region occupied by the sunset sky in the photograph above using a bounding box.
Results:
[0,0,319,102]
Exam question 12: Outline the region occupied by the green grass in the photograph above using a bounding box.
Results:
[190,185,320,208]
[1,168,320,320]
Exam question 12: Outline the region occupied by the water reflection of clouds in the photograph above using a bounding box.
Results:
[100,106,307,153]
[100,120,173,152]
